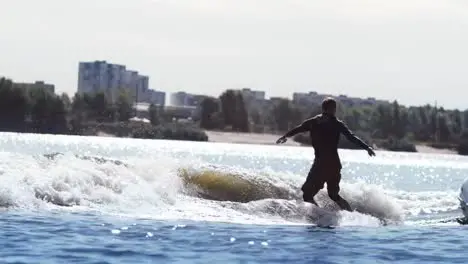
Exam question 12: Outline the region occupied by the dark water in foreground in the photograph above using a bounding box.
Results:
[1,211,466,264]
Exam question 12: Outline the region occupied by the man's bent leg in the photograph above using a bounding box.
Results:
[302,184,321,206]
[329,193,352,211]
[327,171,352,212]
[301,163,324,206]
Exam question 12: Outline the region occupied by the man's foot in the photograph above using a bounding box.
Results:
[456,217,468,225]
[336,197,352,212]
[303,196,319,207]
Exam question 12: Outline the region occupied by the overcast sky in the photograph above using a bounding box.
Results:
[1,0,468,109]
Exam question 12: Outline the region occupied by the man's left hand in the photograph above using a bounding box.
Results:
[276,136,287,144]
[367,147,376,157]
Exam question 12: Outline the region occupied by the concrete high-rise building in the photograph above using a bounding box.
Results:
[147,90,166,106]
[77,60,163,105]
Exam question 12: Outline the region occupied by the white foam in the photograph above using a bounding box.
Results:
[0,132,465,228]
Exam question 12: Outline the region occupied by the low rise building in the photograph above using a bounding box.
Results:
[14,81,55,94]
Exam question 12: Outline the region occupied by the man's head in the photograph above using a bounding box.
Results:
[321,97,337,116]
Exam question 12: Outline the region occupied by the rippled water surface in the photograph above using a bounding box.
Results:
[1,132,468,263]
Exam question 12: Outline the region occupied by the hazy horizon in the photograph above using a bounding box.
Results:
[1,0,468,109]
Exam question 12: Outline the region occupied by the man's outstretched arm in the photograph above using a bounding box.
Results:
[339,121,375,155]
[283,123,309,138]
[276,120,311,144]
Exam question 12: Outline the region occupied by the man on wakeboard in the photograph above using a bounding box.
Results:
[275,97,376,211]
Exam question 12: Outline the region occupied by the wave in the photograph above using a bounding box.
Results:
[179,167,298,202]
[0,152,459,227]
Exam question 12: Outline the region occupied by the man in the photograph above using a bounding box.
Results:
[276,97,375,211]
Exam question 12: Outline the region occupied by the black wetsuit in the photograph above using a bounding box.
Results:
[284,113,371,210]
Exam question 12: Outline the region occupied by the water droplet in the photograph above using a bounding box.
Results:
[230,237,236,242]
[146,232,154,237]
[261,242,268,246]
[111,229,121,234]
[248,241,254,245]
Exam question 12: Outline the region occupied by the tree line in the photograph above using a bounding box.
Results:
[2,75,468,154]
[199,89,468,154]
[0,77,208,141]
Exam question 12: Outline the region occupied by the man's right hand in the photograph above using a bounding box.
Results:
[367,147,376,157]
[276,136,287,144]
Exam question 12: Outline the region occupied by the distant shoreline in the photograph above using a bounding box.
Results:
[204,130,457,155]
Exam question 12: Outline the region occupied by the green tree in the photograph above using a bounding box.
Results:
[234,92,249,132]
[200,97,219,129]
[437,114,451,142]
[219,90,249,132]
[272,98,292,132]
[0,78,28,131]
[91,92,112,122]
[49,96,68,134]
[457,129,468,155]
[391,100,405,139]
[116,90,133,122]
[149,103,160,125]
[28,87,68,134]
[450,110,462,136]
[370,103,392,138]
[463,110,468,129]
[219,90,237,128]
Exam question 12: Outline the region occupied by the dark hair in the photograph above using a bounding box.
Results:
[321,97,337,112]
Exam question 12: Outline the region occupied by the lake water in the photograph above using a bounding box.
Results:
[1,132,467,263]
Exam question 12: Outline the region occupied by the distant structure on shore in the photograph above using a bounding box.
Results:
[77,60,165,106]
[292,91,388,108]
[161,87,391,123]
[169,91,208,107]
[14,81,55,94]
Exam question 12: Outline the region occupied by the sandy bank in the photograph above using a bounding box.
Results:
[414,145,456,155]
[205,131,301,146]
